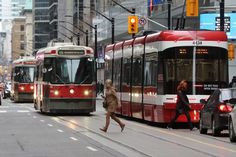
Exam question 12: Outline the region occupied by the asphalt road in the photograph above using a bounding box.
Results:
[0,98,236,157]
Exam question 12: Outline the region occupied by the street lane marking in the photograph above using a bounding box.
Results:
[40,120,45,122]
[86,146,98,152]
[17,110,30,113]
[33,116,37,119]
[70,137,78,141]
[0,110,7,113]
[0,106,9,108]
[57,129,64,133]
[48,124,53,127]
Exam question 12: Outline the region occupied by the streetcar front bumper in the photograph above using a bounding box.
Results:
[43,98,96,113]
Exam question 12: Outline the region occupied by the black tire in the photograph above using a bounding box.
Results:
[212,118,221,136]
[199,118,207,134]
[229,119,236,142]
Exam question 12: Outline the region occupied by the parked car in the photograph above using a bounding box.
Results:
[228,98,236,142]
[2,81,11,99]
[199,88,236,136]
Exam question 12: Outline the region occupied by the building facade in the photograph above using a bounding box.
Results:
[32,0,50,51]
[11,17,26,60]
[22,9,33,55]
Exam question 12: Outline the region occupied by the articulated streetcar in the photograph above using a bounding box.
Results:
[11,56,36,102]
[34,42,96,113]
[105,30,229,124]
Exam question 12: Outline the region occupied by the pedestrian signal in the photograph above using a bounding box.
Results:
[128,15,138,34]
[228,43,235,60]
[186,0,199,17]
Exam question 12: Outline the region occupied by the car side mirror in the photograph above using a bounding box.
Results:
[200,99,207,104]
[229,98,236,104]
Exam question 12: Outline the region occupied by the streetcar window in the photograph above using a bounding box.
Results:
[14,67,35,83]
[163,47,228,95]
[45,57,94,84]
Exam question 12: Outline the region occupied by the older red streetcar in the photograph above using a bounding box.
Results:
[105,30,229,124]
[11,56,36,102]
[34,42,96,113]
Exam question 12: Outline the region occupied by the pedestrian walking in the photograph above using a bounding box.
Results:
[100,79,125,132]
[167,80,193,130]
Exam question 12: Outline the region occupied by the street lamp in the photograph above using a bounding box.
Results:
[59,20,89,46]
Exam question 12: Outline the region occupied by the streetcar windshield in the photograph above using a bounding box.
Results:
[163,47,228,95]
[43,57,94,84]
[14,67,35,83]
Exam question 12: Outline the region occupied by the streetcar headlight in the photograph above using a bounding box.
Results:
[54,90,59,96]
[84,90,89,96]
[20,86,25,91]
[30,86,34,90]
[69,89,74,94]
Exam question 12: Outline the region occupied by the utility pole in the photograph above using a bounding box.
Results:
[220,0,225,31]
[167,0,172,30]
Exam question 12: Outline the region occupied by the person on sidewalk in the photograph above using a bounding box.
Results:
[167,80,193,130]
[100,79,125,132]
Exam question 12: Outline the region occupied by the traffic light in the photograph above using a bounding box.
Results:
[128,15,138,34]
[186,0,199,17]
[228,43,235,60]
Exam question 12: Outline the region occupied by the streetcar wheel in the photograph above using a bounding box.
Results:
[199,118,207,134]
[212,118,220,136]
[229,119,236,142]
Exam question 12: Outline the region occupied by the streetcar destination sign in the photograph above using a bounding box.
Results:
[58,50,85,55]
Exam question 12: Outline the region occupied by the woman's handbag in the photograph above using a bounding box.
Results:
[103,100,108,108]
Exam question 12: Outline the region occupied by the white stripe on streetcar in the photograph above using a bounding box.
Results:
[0,110,7,113]
[86,146,98,152]
[57,129,64,133]
[70,137,78,141]
[48,124,53,127]
[17,110,30,113]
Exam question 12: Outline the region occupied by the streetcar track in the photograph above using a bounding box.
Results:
[88,114,236,155]
[55,116,152,157]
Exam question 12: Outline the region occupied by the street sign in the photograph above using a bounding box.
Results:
[139,17,147,26]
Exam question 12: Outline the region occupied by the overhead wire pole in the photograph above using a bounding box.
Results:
[167,0,172,30]
[82,6,115,82]
[220,0,225,31]
[78,16,98,91]
[110,0,136,82]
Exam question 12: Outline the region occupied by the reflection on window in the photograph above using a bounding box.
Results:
[14,67,35,83]
[144,53,157,86]
[132,58,142,86]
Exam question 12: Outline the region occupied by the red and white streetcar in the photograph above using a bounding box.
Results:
[105,30,229,124]
[34,42,96,113]
[11,56,36,102]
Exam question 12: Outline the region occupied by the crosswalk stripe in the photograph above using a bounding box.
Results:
[0,110,7,113]
[17,110,30,113]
